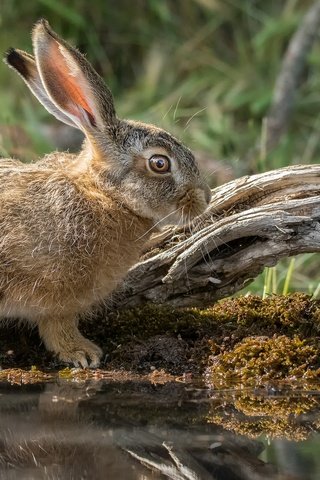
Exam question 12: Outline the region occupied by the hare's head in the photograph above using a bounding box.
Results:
[4,19,211,226]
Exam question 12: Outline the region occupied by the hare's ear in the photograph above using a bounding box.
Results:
[4,48,78,128]
[32,19,117,133]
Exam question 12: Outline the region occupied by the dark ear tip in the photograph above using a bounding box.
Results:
[3,48,30,79]
[3,47,18,66]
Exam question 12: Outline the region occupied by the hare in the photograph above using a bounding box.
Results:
[1,19,211,368]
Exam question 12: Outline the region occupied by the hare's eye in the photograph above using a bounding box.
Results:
[148,155,171,174]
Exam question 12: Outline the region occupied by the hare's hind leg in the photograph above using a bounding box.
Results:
[38,316,102,368]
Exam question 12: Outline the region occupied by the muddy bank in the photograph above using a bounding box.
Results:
[1,293,320,386]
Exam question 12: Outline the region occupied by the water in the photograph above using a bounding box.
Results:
[0,376,319,479]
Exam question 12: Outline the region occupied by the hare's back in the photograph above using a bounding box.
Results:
[0,164,108,304]
[0,163,102,258]
[0,158,24,169]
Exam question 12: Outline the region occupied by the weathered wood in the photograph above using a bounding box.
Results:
[108,164,320,310]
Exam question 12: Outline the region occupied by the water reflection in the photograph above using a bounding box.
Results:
[0,378,319,479]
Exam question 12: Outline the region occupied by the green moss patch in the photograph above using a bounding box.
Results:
[208,335,320,387]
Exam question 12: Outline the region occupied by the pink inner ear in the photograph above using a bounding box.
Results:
[42,38,95,123]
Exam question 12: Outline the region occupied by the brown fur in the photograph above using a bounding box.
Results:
[1,20,211,367]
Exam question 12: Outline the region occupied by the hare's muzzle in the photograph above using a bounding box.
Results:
[178,184,211,224]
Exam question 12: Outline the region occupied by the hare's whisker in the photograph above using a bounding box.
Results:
[135,206,183,242]
[183,107,207,131]
[173,96,182,121]
[162,103,173,121]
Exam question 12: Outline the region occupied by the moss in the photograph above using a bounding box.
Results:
[88,293,320,379]
[1,293,320,383]
[208,335,320,387]
[202,293,320,335]
[93,293,320,348]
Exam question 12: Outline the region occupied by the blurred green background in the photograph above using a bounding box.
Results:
[0,0,319,296]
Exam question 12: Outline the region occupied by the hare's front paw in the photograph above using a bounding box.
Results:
[57,339,102,369]
[38,318,103,368]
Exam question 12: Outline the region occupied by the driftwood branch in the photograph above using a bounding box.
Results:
[109,165,320,310]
